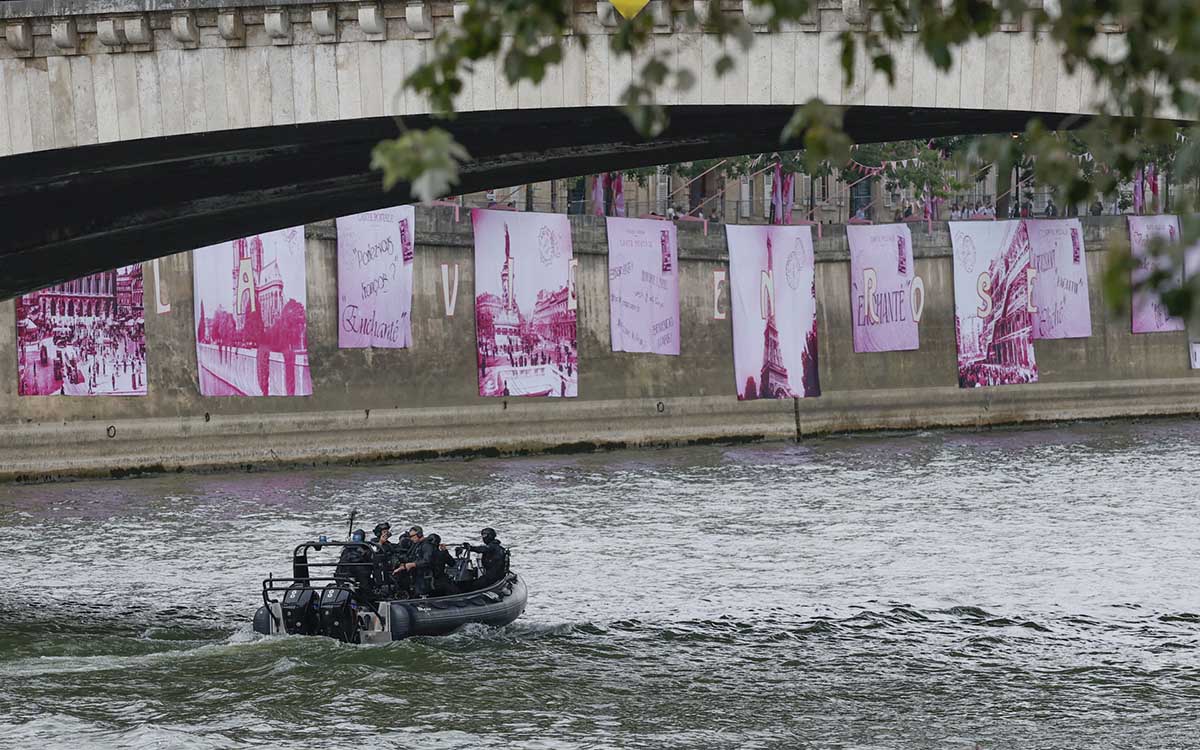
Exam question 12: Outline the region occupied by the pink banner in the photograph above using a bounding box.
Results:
[1026,218,1092,339]
[336,205,415,348]
[16,265,147,396]
[846,223,920,352]
[473,209,578,398]
[950,220,1038,388]
[192,227,313,396]
[727,224,820,399]
[1129,215,1185,334]
[606,217,680,355]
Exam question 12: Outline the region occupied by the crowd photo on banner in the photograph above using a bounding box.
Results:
[15,265,147,396]
[473,209,579,398]
[727,224,820,400]
[192,227,314,397]
[336,206,416,349]
[606,217,681,356]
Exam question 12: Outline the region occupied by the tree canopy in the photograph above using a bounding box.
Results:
[371,0,1200,316]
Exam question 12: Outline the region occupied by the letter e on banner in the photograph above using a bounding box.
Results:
[153,258,171,314]
[976,272,993,317]
[863,268,879,323]
[440,263,459,316]
[1025,267,1038,313]
[567,258,579,312]
[713,270,727,320]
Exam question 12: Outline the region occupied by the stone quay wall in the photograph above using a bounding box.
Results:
[0,210,1196,481]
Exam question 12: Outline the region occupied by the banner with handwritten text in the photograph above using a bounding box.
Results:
[606,217,680,355]
[336,206,415,348]
[1129,215,1185,334]
[1025,218,1092,339]
[846,223,920,352]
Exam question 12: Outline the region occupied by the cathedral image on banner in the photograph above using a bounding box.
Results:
[951,220,1038,388]
[473,209,578,398]
[192,227,313,397]
[727,224,820,400]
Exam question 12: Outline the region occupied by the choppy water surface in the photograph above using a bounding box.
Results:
[2,419,1200,749]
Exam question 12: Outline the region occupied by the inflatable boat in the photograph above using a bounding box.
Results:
[252,539,527,643]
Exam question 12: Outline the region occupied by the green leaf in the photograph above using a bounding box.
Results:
[370,127,471,202]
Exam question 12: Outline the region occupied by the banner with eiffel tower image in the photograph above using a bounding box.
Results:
[727,225,820,400]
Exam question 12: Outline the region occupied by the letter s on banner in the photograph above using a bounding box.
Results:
[713,270,727,320]
[976,272,993,317]
[440,263,459,316]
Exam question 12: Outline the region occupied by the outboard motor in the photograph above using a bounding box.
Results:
[281,582,320,635]
[317,583,359,643]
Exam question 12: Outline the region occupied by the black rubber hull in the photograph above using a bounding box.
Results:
[391,574,528,638]
[254,573,528,642]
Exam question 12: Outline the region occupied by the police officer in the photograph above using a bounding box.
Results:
[466,527,507,585]
[336,529,374,598]
[394,526,437,596]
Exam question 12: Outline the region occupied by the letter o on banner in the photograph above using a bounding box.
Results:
[910,276,925,323]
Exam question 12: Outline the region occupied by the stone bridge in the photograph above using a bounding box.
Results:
[0,0,1137,296]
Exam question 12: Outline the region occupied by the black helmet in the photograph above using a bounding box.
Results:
[481,527,497,542]
[351,529,366,543]
[372,522,390,537]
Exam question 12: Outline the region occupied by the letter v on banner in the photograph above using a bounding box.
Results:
[440,263,459,316]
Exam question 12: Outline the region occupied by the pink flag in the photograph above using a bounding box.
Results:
[770,163,784,224]
[612,173,626,217]
[592,175,606,216]
[781,174,795,224]
[1133,167,1144,214]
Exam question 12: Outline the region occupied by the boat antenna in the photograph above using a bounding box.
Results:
[347,509,358,540]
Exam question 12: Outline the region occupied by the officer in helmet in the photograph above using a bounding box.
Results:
[466,527,506,585]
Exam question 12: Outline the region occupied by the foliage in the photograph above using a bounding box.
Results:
[371,0,1200,312]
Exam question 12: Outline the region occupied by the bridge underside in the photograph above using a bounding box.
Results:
[0,105,1084,299]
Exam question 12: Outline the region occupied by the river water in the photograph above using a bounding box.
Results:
[1,418,1198,749]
